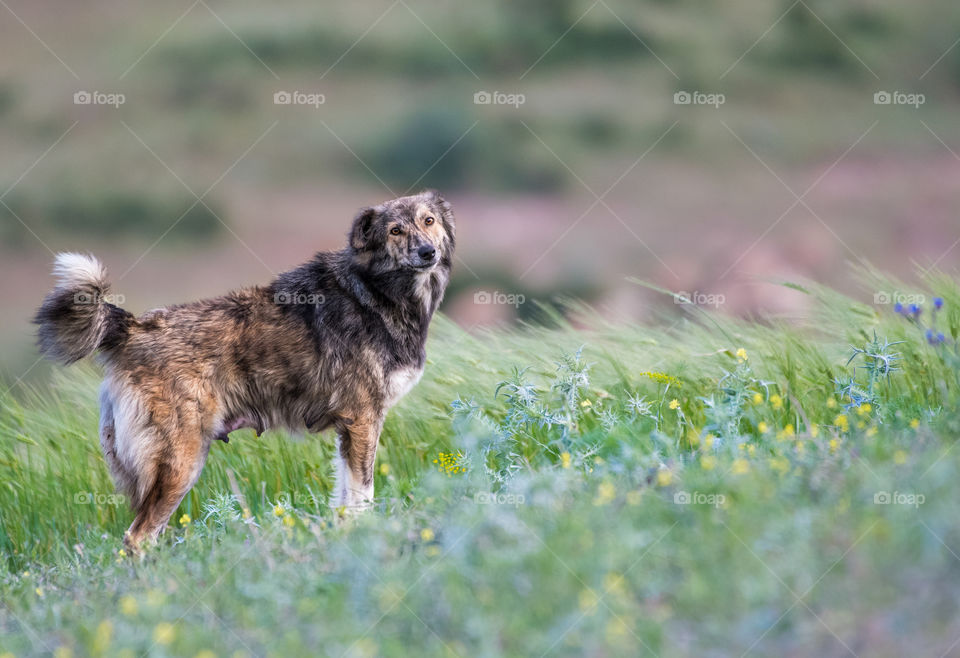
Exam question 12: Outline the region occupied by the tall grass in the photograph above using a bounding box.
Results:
[2,273,959,656]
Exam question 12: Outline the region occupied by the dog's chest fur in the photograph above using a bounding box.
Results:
[384,365,424,408]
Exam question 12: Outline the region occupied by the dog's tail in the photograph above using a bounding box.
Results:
[34,253,134,365]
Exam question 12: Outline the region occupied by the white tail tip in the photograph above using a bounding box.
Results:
[53,252,108,289]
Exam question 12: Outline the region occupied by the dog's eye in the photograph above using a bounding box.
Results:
[424,216,435,226]
[390,226,402,235]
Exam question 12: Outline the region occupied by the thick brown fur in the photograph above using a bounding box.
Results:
[34,191,455,552]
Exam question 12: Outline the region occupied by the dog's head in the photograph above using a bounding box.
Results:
[349,190,455,274]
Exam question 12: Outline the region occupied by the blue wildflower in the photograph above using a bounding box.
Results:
[909,304,921,317]
[894,302,904,314]
[938,332,945,344]
[926,329,936,345]
[934,297,944,310]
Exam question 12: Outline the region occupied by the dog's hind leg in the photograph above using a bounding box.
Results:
[332,416,383,510]
[100,382,136,496]
[123,427,211,553]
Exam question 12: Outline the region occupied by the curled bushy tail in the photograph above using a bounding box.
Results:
[34,253,132,364]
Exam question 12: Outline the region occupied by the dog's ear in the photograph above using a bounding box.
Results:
[350,207,378,250]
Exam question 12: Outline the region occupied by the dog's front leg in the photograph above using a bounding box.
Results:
[332,415,383,510]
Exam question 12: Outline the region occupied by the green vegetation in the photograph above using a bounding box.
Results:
[2,272,960,655]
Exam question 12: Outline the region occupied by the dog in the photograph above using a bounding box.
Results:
[34,190,455,551]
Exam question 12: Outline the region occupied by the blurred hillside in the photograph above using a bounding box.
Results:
[2,0,960,379]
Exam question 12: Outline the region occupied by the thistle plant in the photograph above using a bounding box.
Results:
[836,332,901,412]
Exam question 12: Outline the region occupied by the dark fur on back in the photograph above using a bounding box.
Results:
[34,190,455,551]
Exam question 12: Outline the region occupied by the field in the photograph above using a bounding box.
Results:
[2,271,960,657]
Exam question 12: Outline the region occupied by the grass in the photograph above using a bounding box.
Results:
[2,272,960,656]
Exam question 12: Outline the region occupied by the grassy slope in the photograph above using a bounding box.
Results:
[2,273,960,657]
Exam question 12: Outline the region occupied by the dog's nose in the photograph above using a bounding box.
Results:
[417,244,436,261]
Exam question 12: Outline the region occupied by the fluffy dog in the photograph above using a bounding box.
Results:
[34,190,455,551]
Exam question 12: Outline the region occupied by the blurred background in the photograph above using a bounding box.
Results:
[2,0,959,382]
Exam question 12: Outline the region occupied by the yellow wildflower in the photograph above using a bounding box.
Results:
[770,394,783,410]
[736,348,748,361]
[769,456,790,475]
[640,371,681,386]
[910,418,920,429]
[866,426,878,437]
[578,588,599,614]
[826,398,837,409]
[153,623,175,646]
[757,421,769,434]
[776,424,794,440]
[242,508,252,520]
[420,528,435,542]
[560,452,572,469]
[273,504,284,517]
[580,399,592,408]
[747,444,756,457]
[834,414,849,432]
[828,438,839,453]
[795,441,805,455]
[283,514,295,528]
[810,424,819,438]
[120,595,138,617]
[857,403,872,416]
[703,434,716,449]
[668,399,680,410]
[751,392,763,405]
[379,463,391,476]
[35,587,44,597]
[700,455,717,471]
[178,514,190,527]
[731,458,750,475]
[894,449,908,465]
[594,481,616,506]
[656,469,673,487]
